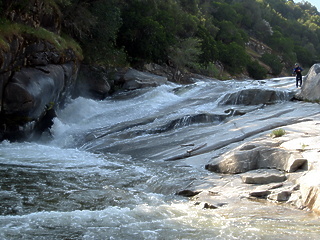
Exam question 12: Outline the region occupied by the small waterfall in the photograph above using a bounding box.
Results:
[219,88,294,106]
[1,77,320,239]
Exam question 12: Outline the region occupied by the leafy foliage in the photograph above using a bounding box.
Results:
[247,60,268,80]
[1,0,320,77]
[261,53,283,75]
[169,37,202,71]
[270,128,286,138]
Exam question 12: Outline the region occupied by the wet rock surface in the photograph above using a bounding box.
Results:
[0,36,80,141]
[179,118,320,214]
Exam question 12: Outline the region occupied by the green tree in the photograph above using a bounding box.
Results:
[169,37,202,71]
[294,45,314,66]
[219,42,249,74]
[179,0,199,15]
[216,20,248,45]
[196,25,218,65]
[234,0,262,30]
[117,0,171,64]
[80,0,125,66]
[247,60,268,80]
[211,2,240,24]
[261,53,283,75]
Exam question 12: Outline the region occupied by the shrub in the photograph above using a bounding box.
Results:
[261,53,283,75]
[247,60,267,79]
[270,128,286,138]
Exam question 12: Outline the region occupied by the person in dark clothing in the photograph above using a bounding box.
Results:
[293,63,303,87]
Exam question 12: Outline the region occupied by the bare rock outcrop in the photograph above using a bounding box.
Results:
[296,63,320,102]
[205,140,307,174]
[0,37,80,141]
[121,68,168,90]
[182,119,320,215]
[0,1,81,141]
[299,171,320,214]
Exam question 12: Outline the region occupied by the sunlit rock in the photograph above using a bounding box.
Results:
[285,155,307,172]
[268,190,292,202]
[299,171,320,214]
[205,141,306,174]
[297,63,320,102]
[241,169,287,184]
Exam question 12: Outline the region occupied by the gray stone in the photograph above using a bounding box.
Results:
[285,155,307,172]
[220,88,293,105]
[206,141,306,174]
[249,190,271,198]
[299,171,320,214]
[123,68,167,90]
[75,65,111,100]
[1,63,78,140]
[296,63,320,102]
[203,203,218,209]
[177,190,201,197]
[0,35,80,141]
[241,169,286,184]
[268,191,292,202]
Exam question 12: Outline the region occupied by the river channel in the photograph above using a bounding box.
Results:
[1,77,320,239]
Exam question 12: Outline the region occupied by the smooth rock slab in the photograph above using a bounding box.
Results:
[206,141,306,174]
[241,169,287,184]
[299,170,320,213]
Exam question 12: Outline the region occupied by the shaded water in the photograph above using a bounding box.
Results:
[1,77,320,239]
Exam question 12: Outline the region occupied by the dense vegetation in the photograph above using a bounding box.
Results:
[1,0,320,79]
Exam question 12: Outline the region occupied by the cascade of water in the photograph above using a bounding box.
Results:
[1,77,320,239]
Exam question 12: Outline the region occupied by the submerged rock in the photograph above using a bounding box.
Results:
[219,88,293,105]
[203,203,218,209]
[176,190,201,197]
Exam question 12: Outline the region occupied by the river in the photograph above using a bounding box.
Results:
[1,77,320,239]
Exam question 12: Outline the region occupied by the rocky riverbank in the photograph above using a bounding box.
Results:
[175,63,320,215]
[179,108,320,214]
[78,63,320,216]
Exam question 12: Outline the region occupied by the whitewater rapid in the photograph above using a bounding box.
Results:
[1,77,320,239]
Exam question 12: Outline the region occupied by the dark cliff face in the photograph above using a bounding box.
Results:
[0,0,82,141]
[0,36,80,141]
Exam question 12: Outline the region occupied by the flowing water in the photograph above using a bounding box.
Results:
[1,77,320,240]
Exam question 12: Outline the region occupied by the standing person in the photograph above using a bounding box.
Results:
[293,63,303,88]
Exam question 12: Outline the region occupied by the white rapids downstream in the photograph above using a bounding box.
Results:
[1,77,320,239]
